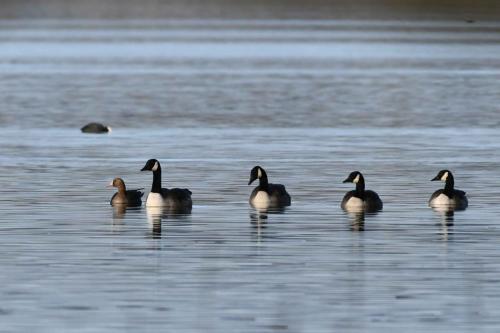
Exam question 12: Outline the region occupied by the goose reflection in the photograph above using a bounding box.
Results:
[249,207,287,230]
[432,205,455,226]
[146,206,163,238]
[346,211,366,231]
[431,206,456,241]
[112,204,127,221]
[249,209,269,229]
[111,205,142,231]
[146,206,192,238]
[343,208,380,231]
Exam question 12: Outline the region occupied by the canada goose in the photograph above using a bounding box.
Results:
[429,170,468,210]
[248,166,291,209]
[341,171,383,213]
[108,177,143,207]
[140,159,192,212]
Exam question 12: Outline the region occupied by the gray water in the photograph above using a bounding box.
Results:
[1,19,500,332]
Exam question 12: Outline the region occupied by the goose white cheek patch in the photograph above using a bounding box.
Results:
[257,168,262,178]
[353,174,360,184]
[152,161,159,171]
[440,172,448,181]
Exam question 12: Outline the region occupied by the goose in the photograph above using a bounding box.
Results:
[140,159,192,212]
[248,166,291,209]
[429,170,468,210]
[341,171,383,212]
[108,177,143,207]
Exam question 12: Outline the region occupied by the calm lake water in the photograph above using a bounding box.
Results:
[1,19,500,332]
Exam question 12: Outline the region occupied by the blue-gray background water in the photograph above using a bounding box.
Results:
[1,13,500,333]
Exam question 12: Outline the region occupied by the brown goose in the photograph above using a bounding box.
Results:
[108,178,143,207]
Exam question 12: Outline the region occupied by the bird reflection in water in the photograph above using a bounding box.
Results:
[249,207,287,239]
[112,204,127,221]
[346,211,366,231]
[111,205,142,232]
[431,205,458,241]
[146,206,163,238]
[249,209,269,229]
[431,197,469,241]
[146,206,192,239]
[432,205,455,225]
[342,205,381,232]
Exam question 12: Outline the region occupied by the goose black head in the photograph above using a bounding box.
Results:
[248,166,264,185]
[431,169,452,182]
[141,159,161,172]
[343,171,363,184]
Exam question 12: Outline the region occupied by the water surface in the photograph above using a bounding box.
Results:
[1,19,500,332]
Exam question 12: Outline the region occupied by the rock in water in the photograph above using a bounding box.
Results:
[81,122,111,133]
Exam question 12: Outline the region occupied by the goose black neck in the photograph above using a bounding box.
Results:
[151,168,162,193]
[258,169,269,191]
[444,173,455,196]
[355,175,366,198]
